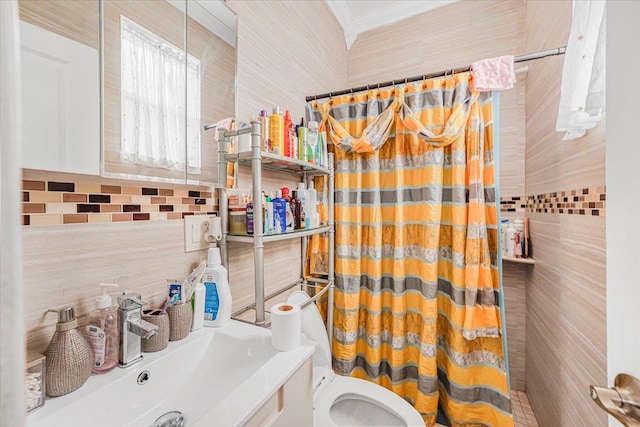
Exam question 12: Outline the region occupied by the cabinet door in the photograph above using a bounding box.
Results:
[244,357,313,427]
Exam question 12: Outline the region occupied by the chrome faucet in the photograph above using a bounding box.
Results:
[118,294,158,368]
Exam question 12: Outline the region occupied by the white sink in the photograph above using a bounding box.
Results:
[27,320,313,427]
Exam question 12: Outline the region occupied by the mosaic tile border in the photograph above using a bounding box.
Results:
[526,186,606,216]
[22,179,218,226]
[500,196,527,213]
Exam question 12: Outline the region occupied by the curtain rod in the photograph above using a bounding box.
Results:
[305,46,567,102]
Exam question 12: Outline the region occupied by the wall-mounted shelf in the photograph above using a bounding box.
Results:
[502,256,536,265]
[227,225,332,243]
[225,151,331,176]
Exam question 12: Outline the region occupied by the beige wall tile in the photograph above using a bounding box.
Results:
[29,191,62,203]
[88,214,111,223]
[29,214,62,226]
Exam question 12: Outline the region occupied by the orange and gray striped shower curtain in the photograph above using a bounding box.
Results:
[307,72,513,427]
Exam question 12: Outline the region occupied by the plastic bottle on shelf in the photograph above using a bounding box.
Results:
[505,223,516,258]
[269,107,284,155]
[291,190,302,230]
[272,190,287,234]
[307,121,318,164]
[297,119,308,162]
[307,184,318,228]
[258,110,270,152]
[297,182,309,229]
[284,110,294,158]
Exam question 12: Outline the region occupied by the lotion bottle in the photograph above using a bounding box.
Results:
[83,283,119,374]
[203,247,231,327]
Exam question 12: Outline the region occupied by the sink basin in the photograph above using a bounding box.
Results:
[27,320,313,427]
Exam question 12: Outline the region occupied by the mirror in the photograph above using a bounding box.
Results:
[18,0,236,186]
[19,0,101,175]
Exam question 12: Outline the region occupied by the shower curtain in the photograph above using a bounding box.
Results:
[307,72,513,427]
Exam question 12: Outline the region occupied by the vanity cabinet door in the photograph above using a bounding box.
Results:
[244,357,313,427]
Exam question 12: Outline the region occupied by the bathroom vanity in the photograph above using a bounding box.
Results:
[26,321,314,427]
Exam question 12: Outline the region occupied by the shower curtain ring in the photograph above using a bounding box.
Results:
[404,78,408,84]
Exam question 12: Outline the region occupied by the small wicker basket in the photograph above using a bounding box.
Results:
[168,302,193,341]
[141,310,170,352]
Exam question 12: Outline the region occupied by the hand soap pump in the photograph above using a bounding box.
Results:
[44,306,94,397]
[83,283,119,374]
[202,247,231,327]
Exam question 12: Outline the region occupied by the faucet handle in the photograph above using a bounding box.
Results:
[118,293,147,309]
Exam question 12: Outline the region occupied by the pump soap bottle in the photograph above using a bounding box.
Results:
[83,283,119,374]
[44,306,94,396]
[202,247,232,327]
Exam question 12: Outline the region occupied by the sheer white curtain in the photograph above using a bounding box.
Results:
[0,0,26,424]
[121,16,201,172]
[556,0,606,140]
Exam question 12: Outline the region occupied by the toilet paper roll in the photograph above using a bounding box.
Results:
[271,303,301,352]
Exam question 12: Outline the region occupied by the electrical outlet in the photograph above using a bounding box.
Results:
[184,215,215,252]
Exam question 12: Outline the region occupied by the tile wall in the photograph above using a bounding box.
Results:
[524,1,607,425]
[21,179,217,226]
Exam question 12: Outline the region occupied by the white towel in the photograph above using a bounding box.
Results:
[556,0,606,140]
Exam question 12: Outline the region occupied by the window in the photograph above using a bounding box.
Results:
[120,16,201,172]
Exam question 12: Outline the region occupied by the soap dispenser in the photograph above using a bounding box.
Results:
[83,283,119,374]
[44,306,94,397]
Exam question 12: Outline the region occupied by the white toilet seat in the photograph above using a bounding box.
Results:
[314,374,426,427]
[287,291,425,427]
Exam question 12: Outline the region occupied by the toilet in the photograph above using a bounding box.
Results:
[287,291,425,427]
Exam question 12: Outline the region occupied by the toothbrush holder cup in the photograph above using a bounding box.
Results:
[168,302,193,341]
[141,310,170,352]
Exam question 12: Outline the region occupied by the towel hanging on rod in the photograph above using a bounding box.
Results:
[305,46,566,102]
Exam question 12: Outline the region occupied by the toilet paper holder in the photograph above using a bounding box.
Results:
[591,373,640,426]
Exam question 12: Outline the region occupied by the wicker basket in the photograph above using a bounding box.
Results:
[168,302,193,341]
[141,310,170,352]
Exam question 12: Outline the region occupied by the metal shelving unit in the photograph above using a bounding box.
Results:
[217,121,335,343]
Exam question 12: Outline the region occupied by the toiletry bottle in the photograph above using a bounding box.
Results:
[269,107,284,155]
[297,182,309,229]
[272,190,287,234]
[246,196,254,235]
[281,187,294,232]
[505,223,516,258]
[307,121,318,164]
[500,219,509,256]
[259,110,270,152]
[297,119,308,161]
[265,193,274,234]
[191,282,205,332]
[83,283,119,374]
[307,183,318,227]
[291,190,302,230]
[284,110,295,158]
[202,248,231,327]
[320,129,328,167]
[44,306,94,396]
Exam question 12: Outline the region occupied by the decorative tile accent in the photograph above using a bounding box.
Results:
[21,179,217,226]
[526,186,606,216]
[500,196,527,213]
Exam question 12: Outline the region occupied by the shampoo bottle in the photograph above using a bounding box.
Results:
[84,283,119,374]
[297,119,308,161]
[202,248,231,327]
[284,110,295,158]
[269,107,284,155]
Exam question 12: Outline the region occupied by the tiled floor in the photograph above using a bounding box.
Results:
[512,390,539,427]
